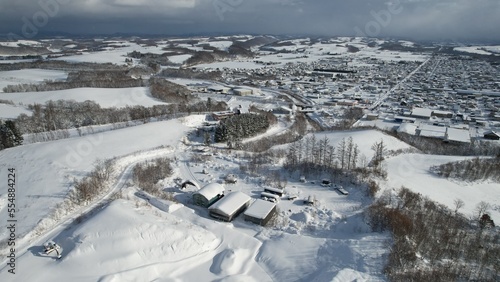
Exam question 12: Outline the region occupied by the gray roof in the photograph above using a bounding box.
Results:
[244,199,276,219]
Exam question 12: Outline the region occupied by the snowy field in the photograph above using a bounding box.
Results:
[454,46,500,56]
[50,42,167,65]
[0,103,31,119]
[384,154,500,223]
[0,87,167,108]
[0,69,68,93]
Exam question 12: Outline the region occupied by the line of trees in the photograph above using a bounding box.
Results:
[149,77,194,103]
[2,70,146,93]
[367,187,499,281]
[0,60,124,72]
[431,157,500,182]
[14,99,227,135]
[283,136,386,177]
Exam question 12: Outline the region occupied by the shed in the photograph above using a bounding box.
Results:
[244,199,277,226]
[263,187,284,197]
[233,88,253,96]
[192,183,225,208]
[366,113,379,120]
[208,191,251,222]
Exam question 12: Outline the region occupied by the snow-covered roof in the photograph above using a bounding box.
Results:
[208,191,251,217]
[418,124,446,138]
[244,199,276,220]
[195,183,225,200]
[411,107,432,118]
[263,187,284,194]
[397,123,418,135]
[445,127,471,143]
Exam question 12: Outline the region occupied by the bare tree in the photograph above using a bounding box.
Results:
[454,198,465,214]
[474,201,491,219]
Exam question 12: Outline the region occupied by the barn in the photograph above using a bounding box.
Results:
[192,183,225,208]
[208,191,251,222]
[244,199,277,226]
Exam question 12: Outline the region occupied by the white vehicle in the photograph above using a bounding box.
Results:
[43,240,62,259]
[335,185,349,195]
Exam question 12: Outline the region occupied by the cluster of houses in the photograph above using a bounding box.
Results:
[192,183,278,226]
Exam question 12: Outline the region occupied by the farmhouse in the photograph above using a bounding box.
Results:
[192,183,225,208]
[208,191,251,222]
[244,199,277,226]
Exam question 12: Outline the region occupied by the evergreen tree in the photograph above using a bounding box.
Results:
[0,120,23,150]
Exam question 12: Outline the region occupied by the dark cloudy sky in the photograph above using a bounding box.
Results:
[1,0,499,42]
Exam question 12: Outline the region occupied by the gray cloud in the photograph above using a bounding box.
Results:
[1,0,499,42]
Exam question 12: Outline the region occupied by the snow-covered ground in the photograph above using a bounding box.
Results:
[1,36,498,281]
[454,46,500,56]
[384,153,500,223]
[0,116,391,281]
[0,69,68,93]
[0,119,189,247]
[0,87,167,108]
[49,42,167,65]
[0,103,31,119]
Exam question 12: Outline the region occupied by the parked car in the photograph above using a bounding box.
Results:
[335,185,349,195]
[320,179,332,187]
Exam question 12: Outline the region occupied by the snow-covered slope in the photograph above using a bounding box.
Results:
[0,119,188,245]
[0,87,166,108]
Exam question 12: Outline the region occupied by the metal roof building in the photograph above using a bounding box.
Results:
[193,183,225,208]
[208,191,251,222]
[244,199,277,226]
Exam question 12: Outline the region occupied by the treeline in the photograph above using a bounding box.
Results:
[284,136,388,177]
[387,131,500,156]
[431,157,500,182]
[159,68,223,81]
[15,99,227,134]
[0,120,23,150]
[368,187,499,281]
[0,60,124,71]
[127,51,174,67]
[3,70,146,93]
[214,113,270,145]
[149,77,193,103]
